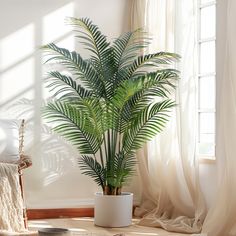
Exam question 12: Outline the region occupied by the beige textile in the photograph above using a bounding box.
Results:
[0,163,25,233]
[200,0,236,235]
[131,0,206,234]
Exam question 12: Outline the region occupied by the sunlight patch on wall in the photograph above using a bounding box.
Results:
[42,2,76,101]
[0,23,34,71]
[0,58,34,107]
[43,2,75,45]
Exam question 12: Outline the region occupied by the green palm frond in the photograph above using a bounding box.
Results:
[111,70,179,133]
[107,78,145,133]
[120,52,180,81]
[105,152,136,192]
[113,152,136,186]
[66,17,114,97]
[112,30,150,69]
[66,17,110,62]
[79,155,105,189]
[121,69,179,118]
[112,30,151,90]
[123,100,176,156]
[46,71,93,99]
[111,79,143,110]
[42,43,106,97]
[73,98,107,138]
[43,101,101,155]
[112,32,134,69]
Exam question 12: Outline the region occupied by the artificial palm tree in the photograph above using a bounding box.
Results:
[42,17,179,195]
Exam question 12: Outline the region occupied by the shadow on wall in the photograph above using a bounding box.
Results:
[0,1,91,201]
[7,99,79,187]
[0,0,76,166]
[0,0,132,110]
[0,0,75,109]
[0,0,133,207]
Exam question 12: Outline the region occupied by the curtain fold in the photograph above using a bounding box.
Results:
[200,0,236,235]
[132,0,236,235]
[131,0,207,233]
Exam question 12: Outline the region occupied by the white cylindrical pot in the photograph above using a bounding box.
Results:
[94,192,133,227]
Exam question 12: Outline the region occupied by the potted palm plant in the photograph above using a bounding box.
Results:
[42,17,179,227]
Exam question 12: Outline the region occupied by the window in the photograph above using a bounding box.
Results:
[197,0,216,159]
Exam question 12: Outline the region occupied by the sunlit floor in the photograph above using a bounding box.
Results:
[28,218,188,236]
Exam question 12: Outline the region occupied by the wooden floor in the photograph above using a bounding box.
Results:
[28,218,189,236]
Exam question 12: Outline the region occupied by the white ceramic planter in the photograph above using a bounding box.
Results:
[94,192,133,227]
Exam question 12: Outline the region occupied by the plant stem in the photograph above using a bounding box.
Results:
[99,147,104,168]
[118,132,121,153]
[107,129,111,159]
[103,133,108,162]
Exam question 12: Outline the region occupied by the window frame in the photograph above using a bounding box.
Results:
[197,0,217,161]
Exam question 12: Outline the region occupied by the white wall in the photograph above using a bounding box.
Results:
[0,0,219,210]
[0,0,135,209]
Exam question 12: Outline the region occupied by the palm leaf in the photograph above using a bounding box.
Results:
[79,155,105,189]
[105,152,136,189]
[111,30,151,90]
[66,17,114,97]
[123,100,176,156]
[113,152,136,187]
[46,71,93,99]
[42,43,106,97]
[112,30,150,69]
[120,52,180,81]
[73,98,107,137]
[43,101,101,155]
[121,69,179,120]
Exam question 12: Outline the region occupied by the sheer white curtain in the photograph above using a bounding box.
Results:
[131,0,207,233]
[200,0,236,235]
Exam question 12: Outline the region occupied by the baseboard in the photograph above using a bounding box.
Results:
[26,198,140,209]
[26,198,95,209]
[27,208,94,220]
[27,205,138,220]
